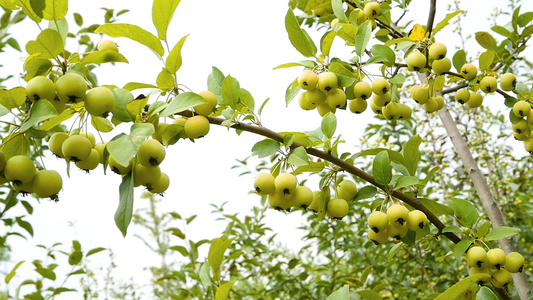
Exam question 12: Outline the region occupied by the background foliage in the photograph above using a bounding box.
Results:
[0,0,532,299]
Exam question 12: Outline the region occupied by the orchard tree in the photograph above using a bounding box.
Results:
[0,0,532,299]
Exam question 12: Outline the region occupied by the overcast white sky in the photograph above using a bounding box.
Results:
[2,0,533,298]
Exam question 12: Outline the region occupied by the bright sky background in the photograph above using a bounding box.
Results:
[2,0,533,298]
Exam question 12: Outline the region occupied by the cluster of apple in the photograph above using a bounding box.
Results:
[466,246,525,288]
[297,70,347,116]
[255,173,359,220]
[0,152,62,201]
[297,69,414,120]
[330,1,382,31]
[25,40,121,118]
[48,130,170,195]
[362,78,413,120]
[510,100,533,152]
[23,37,221,198]
[27,70,115,118]
[366,204,428,245]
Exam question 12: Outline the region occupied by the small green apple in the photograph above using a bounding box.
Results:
[348,97,368,114]
[298,70,319,90]
[460,63,478,80]
[428,42,447,60]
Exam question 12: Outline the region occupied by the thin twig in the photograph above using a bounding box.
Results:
[425,0,437,38]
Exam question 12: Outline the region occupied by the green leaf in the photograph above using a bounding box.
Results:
[418,198,454,217]
[123,82,158,91]
[327,284,349,300]
[402,135,422,176]
[221,75,240,108]
[40,107,75,131]
[115,171,134,237]
[23,58,53,80]
[156,68,175,91]
[288,146,309,166]
[160,92,205,117]
[357,148,404,165]
[453,239,473,261]
[107,134,136,167]
[48,18,68,44]
[112,88,135,122]
[107,124,153,167]
[355,21,372,57]
[320,30,337,57]
[449,198,479,227]
[215,281,235,300]
[29,0,44,18]
[273,60,316,69]
[293,161,326,175]
[152,0,181,40]
[478,51,495,71]
[477,286,499,300]
[356,290,381,300]
[86,247,106,257]
[165,35,188,73]
[431,11,463,37]
[476,221,491,238]
[337,23,357,44]
[328,62,356,87]
[199,261,212,287]
[452,49,466,72]
[91,116,114,133]
[366,55,388,66]
[5,261,24,284]
[0,87,26,109]
[74,13,83,26]
[95,23,164,57]
[321,112,336,138]
[442,226,462,233]
[285,9,316,57]
[393,176,420,190]
[484,226,520,241]
[387,243,405,263]
[36,267,56,280]
[68,251,83,265]
[371,44,395,66]
[239,88,255,111]
[208,67,225,101]
[389,73,405,85]
[170,245,188,256]
[491,25,511,38]
[385,37,413,47]
[373,150,392,187]
[20,100,58,132]
[252,139,280,158]
[475,32,496,50]
[420,166,440,187]
[25,28,64,59]
[15,0,42,22]
[434,274,488,300]
[318,186,330,221]
[208,236,235,282]
[331,0,346,22]
[81,51,129,65]
[2,133,30,158]
[354,185,377,201]
[285,77,301,105]
[41,0,67,20]
[518,12,533,27]
[130,123,155,148]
